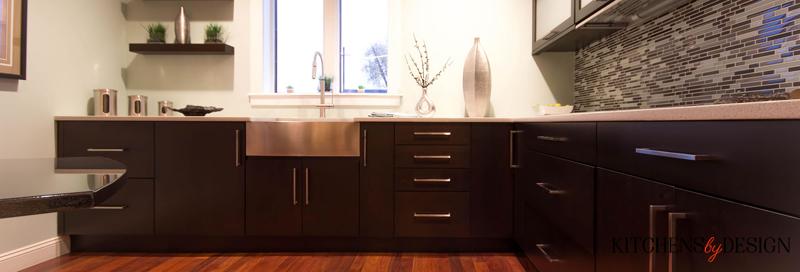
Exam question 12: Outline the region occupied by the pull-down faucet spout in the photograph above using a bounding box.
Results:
[312,52,333,118]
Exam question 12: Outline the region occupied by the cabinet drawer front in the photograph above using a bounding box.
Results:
[395,146,470,168]
[395,169,469,192]
[518,200,594,272]
[518,122,596,164]
[395,192,470,237]
[523,152,595,254]
[598,121,800,216]
[58,122,154,178]
[63,179,154,235]
[674,189,800,271]
[395,123,470,145]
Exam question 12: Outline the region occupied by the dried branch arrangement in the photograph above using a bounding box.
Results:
[405,35,453,88]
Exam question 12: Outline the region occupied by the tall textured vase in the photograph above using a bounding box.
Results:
[463,37,491,117]
[415,87,436,116]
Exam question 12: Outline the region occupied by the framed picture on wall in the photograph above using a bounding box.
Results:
[0,0,25,79]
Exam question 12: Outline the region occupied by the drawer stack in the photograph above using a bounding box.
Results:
[393,123,471,238]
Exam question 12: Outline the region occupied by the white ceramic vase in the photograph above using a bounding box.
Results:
[463,37,491,117]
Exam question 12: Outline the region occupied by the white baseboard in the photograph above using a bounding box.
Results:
[0,236,70,271]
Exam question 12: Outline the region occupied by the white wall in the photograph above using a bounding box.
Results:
[0,0,127,254]
[124,0,574,118]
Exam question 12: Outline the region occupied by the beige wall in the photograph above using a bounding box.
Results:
[0,0,127,253]
[124,0,574,118]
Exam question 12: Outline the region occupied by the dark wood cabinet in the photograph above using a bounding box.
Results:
[154,122,245,236]
[470,124,514,238]
[246,158,302,236]
[574,0,611,23]
[671,189,800,272]
[359,123,395,238]
[63,179,154,235]
[596,169,675,272]
[246,157,359,237]
[57,122,154,178]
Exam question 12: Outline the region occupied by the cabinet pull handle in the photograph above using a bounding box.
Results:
[649,205,670,272]
[535,244,562,262]
[90,205,127,210]
[536,182,566,195]
[304,168,310,206]
[413,212,451,218]
[413,132,452,137]
[635,148,715,161]
[86,148,126,152]
[235,129,241,167]
[292,168,298,206]
[536,135,569,142]
[362,129,368,167]
[510,130,523,168]
[413,178,452,183]
[668,212,689,272]
[413,155,452,161]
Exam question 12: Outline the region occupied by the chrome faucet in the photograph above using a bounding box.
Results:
[312,51,334,118]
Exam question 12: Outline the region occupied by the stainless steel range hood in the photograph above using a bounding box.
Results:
[577,0,692,28]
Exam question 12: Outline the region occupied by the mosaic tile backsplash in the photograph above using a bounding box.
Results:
[574,0,800,112]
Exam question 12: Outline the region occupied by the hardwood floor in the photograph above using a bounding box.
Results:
[23,252,526,272]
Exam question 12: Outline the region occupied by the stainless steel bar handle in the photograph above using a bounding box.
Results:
[649,205,670,272]
[292,168,298,205]
[668,212,689,272]
[537,136,569,142]
[635,148,715,161]
[362,129,368,168]
[304,168,310,206]
[536,182,566,195]
[90,206,127,210]
[86,148,126,152]
[510,130,523,168]
[413,155,452,160]
[535,244,562,263]
[413,132,452,136]
[235,129,241,167]
[413,178,452,183]
[413,212,452,218]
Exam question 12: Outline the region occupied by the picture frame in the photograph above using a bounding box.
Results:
[0,0,26,79]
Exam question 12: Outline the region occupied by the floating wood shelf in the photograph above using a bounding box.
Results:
[129,43,235,55]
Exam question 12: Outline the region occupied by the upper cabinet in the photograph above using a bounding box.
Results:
[532,0,691,55]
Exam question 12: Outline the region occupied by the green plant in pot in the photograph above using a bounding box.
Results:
[357,85,365,93]
[322,76,334,92]
[205,23,224,44]
[286,85,294,93]
[145,23,166,44]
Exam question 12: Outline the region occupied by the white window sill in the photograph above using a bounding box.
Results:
[249,93,403,108]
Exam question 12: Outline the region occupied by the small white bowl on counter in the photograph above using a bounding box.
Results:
[538,104,575,115]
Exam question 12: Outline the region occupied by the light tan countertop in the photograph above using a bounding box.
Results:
[55,100,800,123]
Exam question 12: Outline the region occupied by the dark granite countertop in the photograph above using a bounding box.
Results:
[0,157,127,219]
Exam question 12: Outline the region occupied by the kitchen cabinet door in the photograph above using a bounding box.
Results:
[302,157,359,237]
[596,169,675,272]
[470,124,514,238]
[154,122,245,236]
[359,123,395,237]
[246,157,303,236]
[533,0,574,52]
[671,189,800,272]
[574,0,612,23]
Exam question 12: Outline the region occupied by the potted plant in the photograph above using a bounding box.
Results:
[286,85,294,93]
[204,23,224,44]
[322,76,333,92]
[145,23,166,44]
[357,85,365,93]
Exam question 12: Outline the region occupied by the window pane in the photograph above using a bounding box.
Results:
[276,0,323,93]
[341,0,389,93]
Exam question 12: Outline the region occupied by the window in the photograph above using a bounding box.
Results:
[265,0,389,94]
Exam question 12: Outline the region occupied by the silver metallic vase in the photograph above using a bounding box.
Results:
[175,6,191,44]
[415,87,436,117]
[463,37,491,117]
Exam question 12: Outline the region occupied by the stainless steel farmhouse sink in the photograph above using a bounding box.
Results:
[246,121,361,157]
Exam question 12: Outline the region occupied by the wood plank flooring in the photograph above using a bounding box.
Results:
[22,252,526,272]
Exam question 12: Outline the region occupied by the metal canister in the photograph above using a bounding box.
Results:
[93,89,117,116]
[158,101,174,116]
[128,95,148,116]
